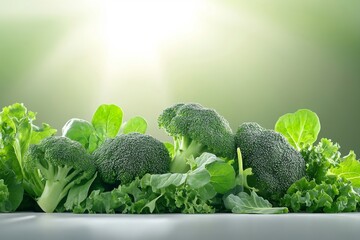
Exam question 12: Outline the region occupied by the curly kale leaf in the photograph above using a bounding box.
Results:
[281,175,359,213]
[301,138,341,182]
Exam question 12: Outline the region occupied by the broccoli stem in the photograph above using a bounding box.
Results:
[37,179,68,213]
[170,139,204,173]
[36,166,80,213]
[237,148,244,192]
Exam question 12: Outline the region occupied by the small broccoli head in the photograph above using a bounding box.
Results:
[235,122,306,202]
[32,136,95,173]
[93,133,170,185]
[0,179,10,209]
[25,136,95,212]
[158,103,235,173]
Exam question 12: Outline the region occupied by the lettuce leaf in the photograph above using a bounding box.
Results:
[0,160,24,212]
[275,109,320,151]
[0,103,56,204]
[329,151,360,188]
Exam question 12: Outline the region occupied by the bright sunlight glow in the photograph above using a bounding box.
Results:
[102,0,204,67]
[97,0,205,102]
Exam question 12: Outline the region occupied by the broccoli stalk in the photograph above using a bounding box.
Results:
[25,136,96,213]
[158,103,235,173]
[36,165,90,213]
[170,137,205,172]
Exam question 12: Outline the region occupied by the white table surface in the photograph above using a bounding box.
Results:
[1,213,360,240]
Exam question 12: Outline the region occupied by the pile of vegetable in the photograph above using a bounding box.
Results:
[1,102,360,214]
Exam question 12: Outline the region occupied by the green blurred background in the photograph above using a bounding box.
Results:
[1,0,359,154]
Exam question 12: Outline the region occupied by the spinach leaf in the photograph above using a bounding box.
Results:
[63,104,148,154]
[120,116,147,134]
[92,104,123,139]
[275,109,320,151]
[63,104,123,152]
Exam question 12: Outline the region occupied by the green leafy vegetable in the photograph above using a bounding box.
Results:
[163,142,175,158]
[301,138,341,183]
[0,103,56,211]
[63,104,123,152]
[149,173,187,190]
[0,103,56,181]
[120,116,147,134]
[92,104,123,139]
[64,173,98,211]
[62,118,99,153]
[206,161,236,194]
[63,104,148,153]
[282,176,359,213]
[75,176,216,214]
[0,179,10,211]
[329,151,360,188]
[0,179,9,196]
[0,162,24,212]
[275,109,321,151]
[1,102,360,215]
[224,191,288,214]
[74,153,234,214]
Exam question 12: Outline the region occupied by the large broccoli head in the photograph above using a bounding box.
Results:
[93,133,170,185]
[158,103,235,173]
[25,136,96,212]
[235,122,306,202]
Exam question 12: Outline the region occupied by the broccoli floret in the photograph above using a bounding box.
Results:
[235,122,306,202]
[0,179,9,211]
[25,136,96,213]
[93,133,170,185]
[158,103,235,173]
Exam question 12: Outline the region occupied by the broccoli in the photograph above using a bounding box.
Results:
[0,179,9,211]
[158,103,235,173]
[25,136,96,213]
[235,122,306,202]
[93,133,170,185]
